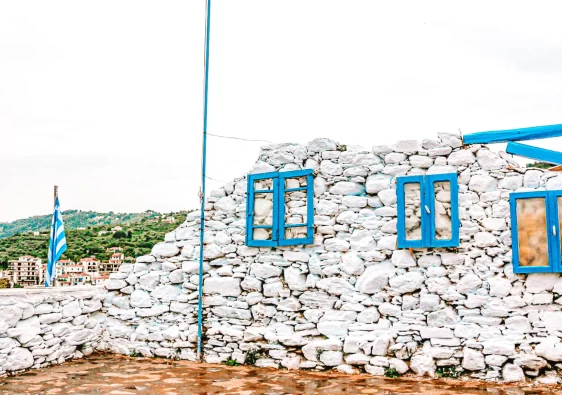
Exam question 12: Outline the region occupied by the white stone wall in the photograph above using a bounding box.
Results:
[101,251,199,360]
[101,133,562,383]
[0,286,104,375]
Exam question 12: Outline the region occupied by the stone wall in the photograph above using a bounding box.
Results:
[100,251,199,360]
[6,132,562,383]
[0,286,104,375]
[104,133,562,383]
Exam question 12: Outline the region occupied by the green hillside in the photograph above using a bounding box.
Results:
[0,213,187,269]
[0,210,168,240]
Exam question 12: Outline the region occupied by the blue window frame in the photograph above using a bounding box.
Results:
[397,173,459,248]
[510,190,562,273]
[246,169,314,247]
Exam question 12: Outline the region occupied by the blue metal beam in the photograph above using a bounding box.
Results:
[463,124,562,145]
[506,141,562,165]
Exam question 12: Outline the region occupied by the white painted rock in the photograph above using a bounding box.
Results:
[5,348,34,371]
[462,347,485,371]
[0,306,23,329]
[329,181,364,195]
[488,277,512,298]
[151,242,180,258]
[395,140,419,154]
[427,308,458,327]
[391,250,416,268]
[526,273,560,293]
[410,354,435,377]
[477,149,507,171]
[307,138,337,153]
[320,351,343,366]
[535,337,562,361]
[469,174,497,193]
[456,273,482,293]
[502,363,525,382]
[169,269,184,283]
[448,150,476,165]
[341,251,365,275]
[203,277,241,297]
[284,267,308,291]
[355,266,389,294]
[350,229,376,251]
[105,279,127,291]
[302,339,342,361]
[388,271,423,294]
[151,285,181,302]
[251,263,282,279]
[320,160,343,176]
[366,175,392,194]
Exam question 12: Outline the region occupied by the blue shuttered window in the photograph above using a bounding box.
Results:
[510,191,562,273]
[397,173,459,248]
[246,169,314,247]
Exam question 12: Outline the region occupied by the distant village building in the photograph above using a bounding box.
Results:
[57,272,91,287]
[55,259,75,276]
[91,273,109,285]
[111,226,123,232]
[102,252,124,272]
[63,264,84,274]
[161,216,176,224]
[8,256,43,287]
[106,247,123,253]
[80,257,100,274]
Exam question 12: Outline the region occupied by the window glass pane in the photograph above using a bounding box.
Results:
[285,190,308,225]
[434,181,452,240]
[404,183,422,241]
[285,227,307,240]
[253,193,273,226]
[254,178,274,190]
[285,176,307,189]
[516,197,549,267]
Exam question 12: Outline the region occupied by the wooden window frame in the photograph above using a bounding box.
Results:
[246,169,314,247]
[397,173,459,248]
[510,190,562,273]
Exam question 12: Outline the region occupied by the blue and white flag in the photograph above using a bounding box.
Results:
[45,197,67,287]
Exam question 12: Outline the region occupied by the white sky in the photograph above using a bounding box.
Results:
[2,0,562,222]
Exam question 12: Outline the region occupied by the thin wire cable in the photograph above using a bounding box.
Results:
[207,132,276,144]
[206,175,229,183]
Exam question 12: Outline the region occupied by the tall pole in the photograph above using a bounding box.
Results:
[197,0,211,362]
[54,185,58,202]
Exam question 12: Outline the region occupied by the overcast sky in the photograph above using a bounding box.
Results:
[2,0,562,222]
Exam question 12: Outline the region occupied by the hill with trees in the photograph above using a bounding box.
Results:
[0,210,170,240]
[0,212,187,269]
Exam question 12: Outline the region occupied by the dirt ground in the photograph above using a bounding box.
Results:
[1,354,561,395]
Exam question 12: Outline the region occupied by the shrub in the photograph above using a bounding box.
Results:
[224,359,240,367]
[244,349,262,366]
[384,368,400,378]
[436,366,460,378]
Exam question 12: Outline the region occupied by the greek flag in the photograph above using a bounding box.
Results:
[45,197,67,287]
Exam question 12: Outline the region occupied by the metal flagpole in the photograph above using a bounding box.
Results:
[197,0,211,362]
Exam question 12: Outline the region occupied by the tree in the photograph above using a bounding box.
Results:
[527,161,554,169]
[0,278,9,288]
[113,230,127,239]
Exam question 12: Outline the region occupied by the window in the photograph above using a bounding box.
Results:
[246,169,314,247]
[397,173,459,248]
[510,191,562,273]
